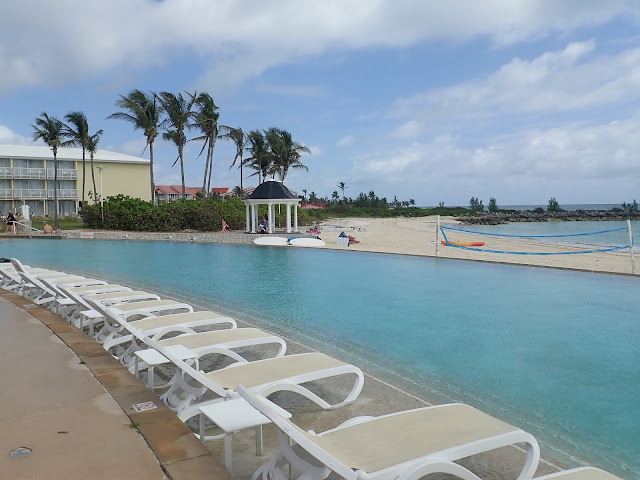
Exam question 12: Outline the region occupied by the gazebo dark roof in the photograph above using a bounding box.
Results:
[246,180,298,200]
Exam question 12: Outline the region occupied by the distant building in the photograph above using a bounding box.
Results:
[0,144,150,217]
[155,185,204,202]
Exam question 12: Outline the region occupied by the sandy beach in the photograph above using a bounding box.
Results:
[314,216,637,276]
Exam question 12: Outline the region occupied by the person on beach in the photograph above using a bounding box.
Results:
[43,223,53,234]
[6,212,16,234]
[221,219,228,232]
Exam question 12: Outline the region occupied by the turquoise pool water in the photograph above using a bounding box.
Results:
[4,239,639,478]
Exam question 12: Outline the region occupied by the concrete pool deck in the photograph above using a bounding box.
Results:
[0,291,229,480]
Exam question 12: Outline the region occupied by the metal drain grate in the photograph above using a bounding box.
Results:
[9,447,32,458]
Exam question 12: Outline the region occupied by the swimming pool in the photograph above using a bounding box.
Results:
[4,238,639,478]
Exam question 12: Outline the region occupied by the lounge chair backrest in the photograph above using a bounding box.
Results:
[17,270,55,297]
[10,258,27,274]
[39,277,71,299]
[84,297,228,398]
[236,385,354,480]
[59,285,93,310]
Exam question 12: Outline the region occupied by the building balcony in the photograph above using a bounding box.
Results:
[12,167,47,179]
[0,188,13,199]
[0,167,12,179]
[47,168,78,180]
[14,188,48,199]
[47,189,78,199]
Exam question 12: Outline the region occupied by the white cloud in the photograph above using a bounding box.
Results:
[392,40,640,122]
[337,135,355,147]
[0,1,637,95]
[391,120,422,139]
[350,113,640,203]
[305,144,323,157]
[118,137,149,158]
[0,124,33,145]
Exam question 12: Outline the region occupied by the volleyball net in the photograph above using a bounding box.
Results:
[436,217,636,273]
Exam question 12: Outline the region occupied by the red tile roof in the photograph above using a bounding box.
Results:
[300,203,326,209]
[155,185,202,196]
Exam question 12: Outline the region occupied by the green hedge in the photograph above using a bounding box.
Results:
[80,195,312,232]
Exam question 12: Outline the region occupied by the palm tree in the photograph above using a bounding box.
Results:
[245,130,272,184]
[191,92,219,196]
[331,191,339,204]
[264,127,310,181]
[219,126,247,191]
[32,113,66,230]
[64,112,102,209]
[86,131,103,204]
[159,91,196,198]
[337,181,347,201]
[107,89,162,204]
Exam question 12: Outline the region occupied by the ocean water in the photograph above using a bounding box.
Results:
[4,239,640,479]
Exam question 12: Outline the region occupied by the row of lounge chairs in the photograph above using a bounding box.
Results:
[1,258,625,480]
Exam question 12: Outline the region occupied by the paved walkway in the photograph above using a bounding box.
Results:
[0,292,230,480]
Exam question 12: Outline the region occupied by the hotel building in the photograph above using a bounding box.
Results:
[0,144,151,217]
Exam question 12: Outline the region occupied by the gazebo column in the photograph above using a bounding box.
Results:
[294,204,298,232]
[286,204,292,233]
[245,204,251,232]
[252,204,258,233]
[268,204,274,234]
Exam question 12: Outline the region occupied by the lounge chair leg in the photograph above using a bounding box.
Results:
[255,424,263,456]
[224,432,234,474]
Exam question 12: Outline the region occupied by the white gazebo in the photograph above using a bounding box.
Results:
[242,179,301,234]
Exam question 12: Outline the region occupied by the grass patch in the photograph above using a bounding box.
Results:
[30,218,85,231]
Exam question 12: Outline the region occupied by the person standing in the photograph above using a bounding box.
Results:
[6,212,16,234]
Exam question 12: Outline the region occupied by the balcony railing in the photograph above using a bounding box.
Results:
[46,168,78,180]
[0,188,13,199]
[12,167,47,179]
[13,188,48,199]
[0,167,12,179]
[47,189,78,199]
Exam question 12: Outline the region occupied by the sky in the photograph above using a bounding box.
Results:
[1,1,640,207]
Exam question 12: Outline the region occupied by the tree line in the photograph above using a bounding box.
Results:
[30,90,311,228]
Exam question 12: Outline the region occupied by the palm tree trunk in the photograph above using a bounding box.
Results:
[239,152,243,191]
[202,141,210,196]
[149,141,155,205]
[179,144,185,198]
[90,154,97,204]
[53,151,59,230]
[81,149,86,209]
[207,137,215,194]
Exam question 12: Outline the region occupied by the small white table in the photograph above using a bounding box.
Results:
[133,345,198,392]
[199,397,292,475]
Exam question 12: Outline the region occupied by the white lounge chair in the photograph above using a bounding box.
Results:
[85,290,161,306]
[237,385,541,480]
[130,328,288,389]
[162,352,364,430]
[84,300,237,364]
[70,284,132,295]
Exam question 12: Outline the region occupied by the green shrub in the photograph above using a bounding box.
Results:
[81,195,255,232]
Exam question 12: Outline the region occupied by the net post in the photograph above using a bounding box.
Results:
[627,219,635,274]
[435,215,440,257]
